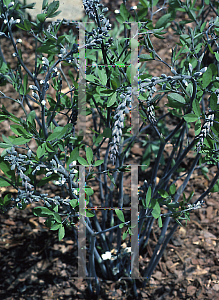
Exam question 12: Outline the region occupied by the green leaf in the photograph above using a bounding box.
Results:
[0,142,12,148]
[210,179,219,192]
[108,172,116,187]
[202,66,212,89]
[24,19,32,30]
[1,106,21,124]
[47,0,59,18]
[0,177,12,187]
[155,13,172,28]
[122,231,128,240]
[85,209,95,217]
[86,74,100,83]
[94,159,104,166]
[195,119,202,135]
[85,187,94,196]
[0,131,13,143]
[146,186,151,208]
[70,199,78,208]
[17,19,32,31]
[58,224,65,240]
[167,93,186,108]
[45,142,55,153]
[47,10,61,18]
[139,0,150,7]
[0,158,15,179]
[158,216,162,228]
[119,3,130,20]
[215,52,219,62]
[175,219,183,226]
[167,202,179,209]
[2,193,11,206]
[37,13,47,22]
[37,143,46,159]
[126,65,137,84]
[207,44,214,54]
[152,201,161,219]
[192,99,201,117]
[67,147,79,168]
[23,74,28,95]
[210,93,218,111]
[187,9,196,21]
[115,209,125,222]
[53,212,62,223]
[33,206,54,217]
[36,44,58,54]
[47,124,71,142]
[107,93,117,107]
[50,223,61,230]
[183,113,198,122]
[77,156,88,166]
[22,2,36,9]
[86,147,93,165]
[10,125,32,138]
[103,127,112,138]
[139,54,154,61]
[96,87,114,96]
[42,0,49,9]
[158,189,169,198]
[115,14,124,24]
[97,68,107,86]
[27,110,36,126]
[7,136,32,145]
[169,184,176,195]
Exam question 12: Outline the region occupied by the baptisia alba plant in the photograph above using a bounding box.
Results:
[0,0,219,296]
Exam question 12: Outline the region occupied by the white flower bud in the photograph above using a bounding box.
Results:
[29,85,39,91]
[101,251,111,260]
[32,92,39,99]
[42,57,49,66]
[8,2,15,8]
[41,100,46,106]
[200,67,207,74]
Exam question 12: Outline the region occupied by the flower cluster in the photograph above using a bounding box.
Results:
[3,147,79,209]
[139,77,159,125]
[101,245,131,275]
[187,199,205,210]
[196,111,214,151]
[83,0,112,49]
[110,89,131,164]
[4,147,34,206]
[83,0,101,20]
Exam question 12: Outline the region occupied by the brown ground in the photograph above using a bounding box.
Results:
[0,1,219,299]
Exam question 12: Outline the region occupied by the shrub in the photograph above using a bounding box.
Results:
[0,0,219,296]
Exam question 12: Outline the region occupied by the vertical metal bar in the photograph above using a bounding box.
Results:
[78,165,86,277]
[130,22,139,135]
[78,22,87,136]
[131,164,139,278]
